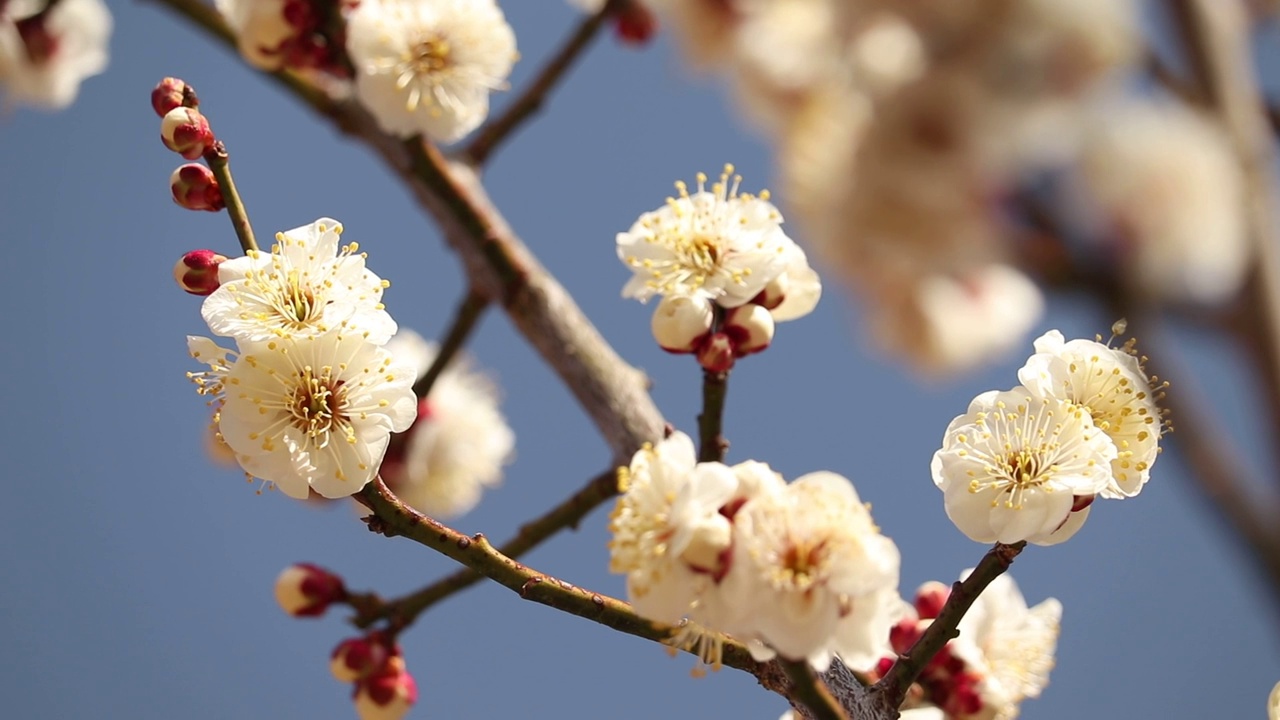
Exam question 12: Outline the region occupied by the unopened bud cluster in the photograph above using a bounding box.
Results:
[874,576,1062,719]
[153,78,226,221]
[617,166,821,372]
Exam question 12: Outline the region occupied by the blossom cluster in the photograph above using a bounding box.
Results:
[643,0,1247,373]
[187,218,419,500]
[932,328,1165,545]
[616,166,821,370]
[879,575,1061,720]
[609,432,902,672]
[215,0,518,143]
[0,0,111,110]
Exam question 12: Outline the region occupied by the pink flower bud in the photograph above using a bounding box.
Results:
[161,107,214,160]
[614,2,657,45]
[696,332,736,373]
[889,618,922,655]
[354,661,418,720]
[650,295,714,353]
[152,77,197,118]
[331,635,393,683]
[914,581,950,620]
[170,164,224,212]
[274,563,346,617]
[173,249,228,296]
[723,304,774,355]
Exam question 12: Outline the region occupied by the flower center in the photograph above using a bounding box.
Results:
[778,537,827,589]
[410,36,451,75]
[288,366,347,438]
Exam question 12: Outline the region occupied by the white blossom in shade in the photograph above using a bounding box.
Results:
[213,0,291,70]
[952,572,1061,720]
[757,242,822,322]
[720,471,901,671]
[345,0,517,142]
[1076,100,1247,303]
[870,265,1044,374]
[608,432,739,624]
[0,0,110,110]
[378,330,514,519]
[203,218,396,345]
[1270,680,1280,720]
[1018,330,1162,499]
[188,332,417,499]
[617,165,793,308]
[931,387,1116,545]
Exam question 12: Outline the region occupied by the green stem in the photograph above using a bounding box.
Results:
[205,144,257,254]
[412,290,489,398]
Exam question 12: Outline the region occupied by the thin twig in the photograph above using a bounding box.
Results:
[780,659,850,720]
[204,143,257,253]
[873,542,1026,711]
[353,467,620,628]
[463,0,621,166]
[412,290,489,397]
[697,370,729,462]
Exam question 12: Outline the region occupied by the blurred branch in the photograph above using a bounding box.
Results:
[353,467,621,628]
[872,542,1026,712]
[463,0,621,166]
[411,290,489,397]
[150,0,666,460]
[1167,0,1280,478]
[780,659,850,720]
[697,369,730,462]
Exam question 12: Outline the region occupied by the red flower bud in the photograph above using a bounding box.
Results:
[354,659,418,720]
[614,2,657,46]
[914,580,950,620]
[161,107,215,160]
[152,77,197,118]
[170,164,224,212]
[274,563,346,617]
[173,249,228,296]
[696,332,736,373]
[331,635,393,683]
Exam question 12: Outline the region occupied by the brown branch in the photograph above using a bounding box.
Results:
[353,467,621,628]
[411,290,489,397]
[463,0,620,166]
[697,369,729,462]
[780,659,850,720]
[873,542,1026,711]
[203,142,258,253]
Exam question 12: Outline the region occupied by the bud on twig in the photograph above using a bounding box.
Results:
[161,107,214,160]
[650,295,713,353]
[331,635,393,683]
[173,249,228,296]
[696,332,736,373]
[614,1,657,46]
[274,563,346,617]
[170,164,224,212]
[151,77,197,118]
[723,304,774,355]
[354,658,418,720]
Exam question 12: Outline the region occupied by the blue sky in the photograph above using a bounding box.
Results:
[1,2,1278,718]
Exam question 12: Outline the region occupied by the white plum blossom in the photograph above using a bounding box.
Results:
[720,471,902,671]
[952,573,1062,720]
[213,0,292,70]
[187,332,417,499]
[378,330,515,519]
[345,0,517,142]
[617,165,794,309]
[202,218,397,345]
[1018,329,1163,498]
[758,242,822,322]
[932,387,1116,545]
[1076,100,1247,303]
[0,0,111,110]
[608,432,739,624]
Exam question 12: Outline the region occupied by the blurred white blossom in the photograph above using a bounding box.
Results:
[379,330,515,519]
[345,0,517,141]
[0,0,110,110]
[1076,99,1247,303]
[214,0,292,70]
[203,218,396,345]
